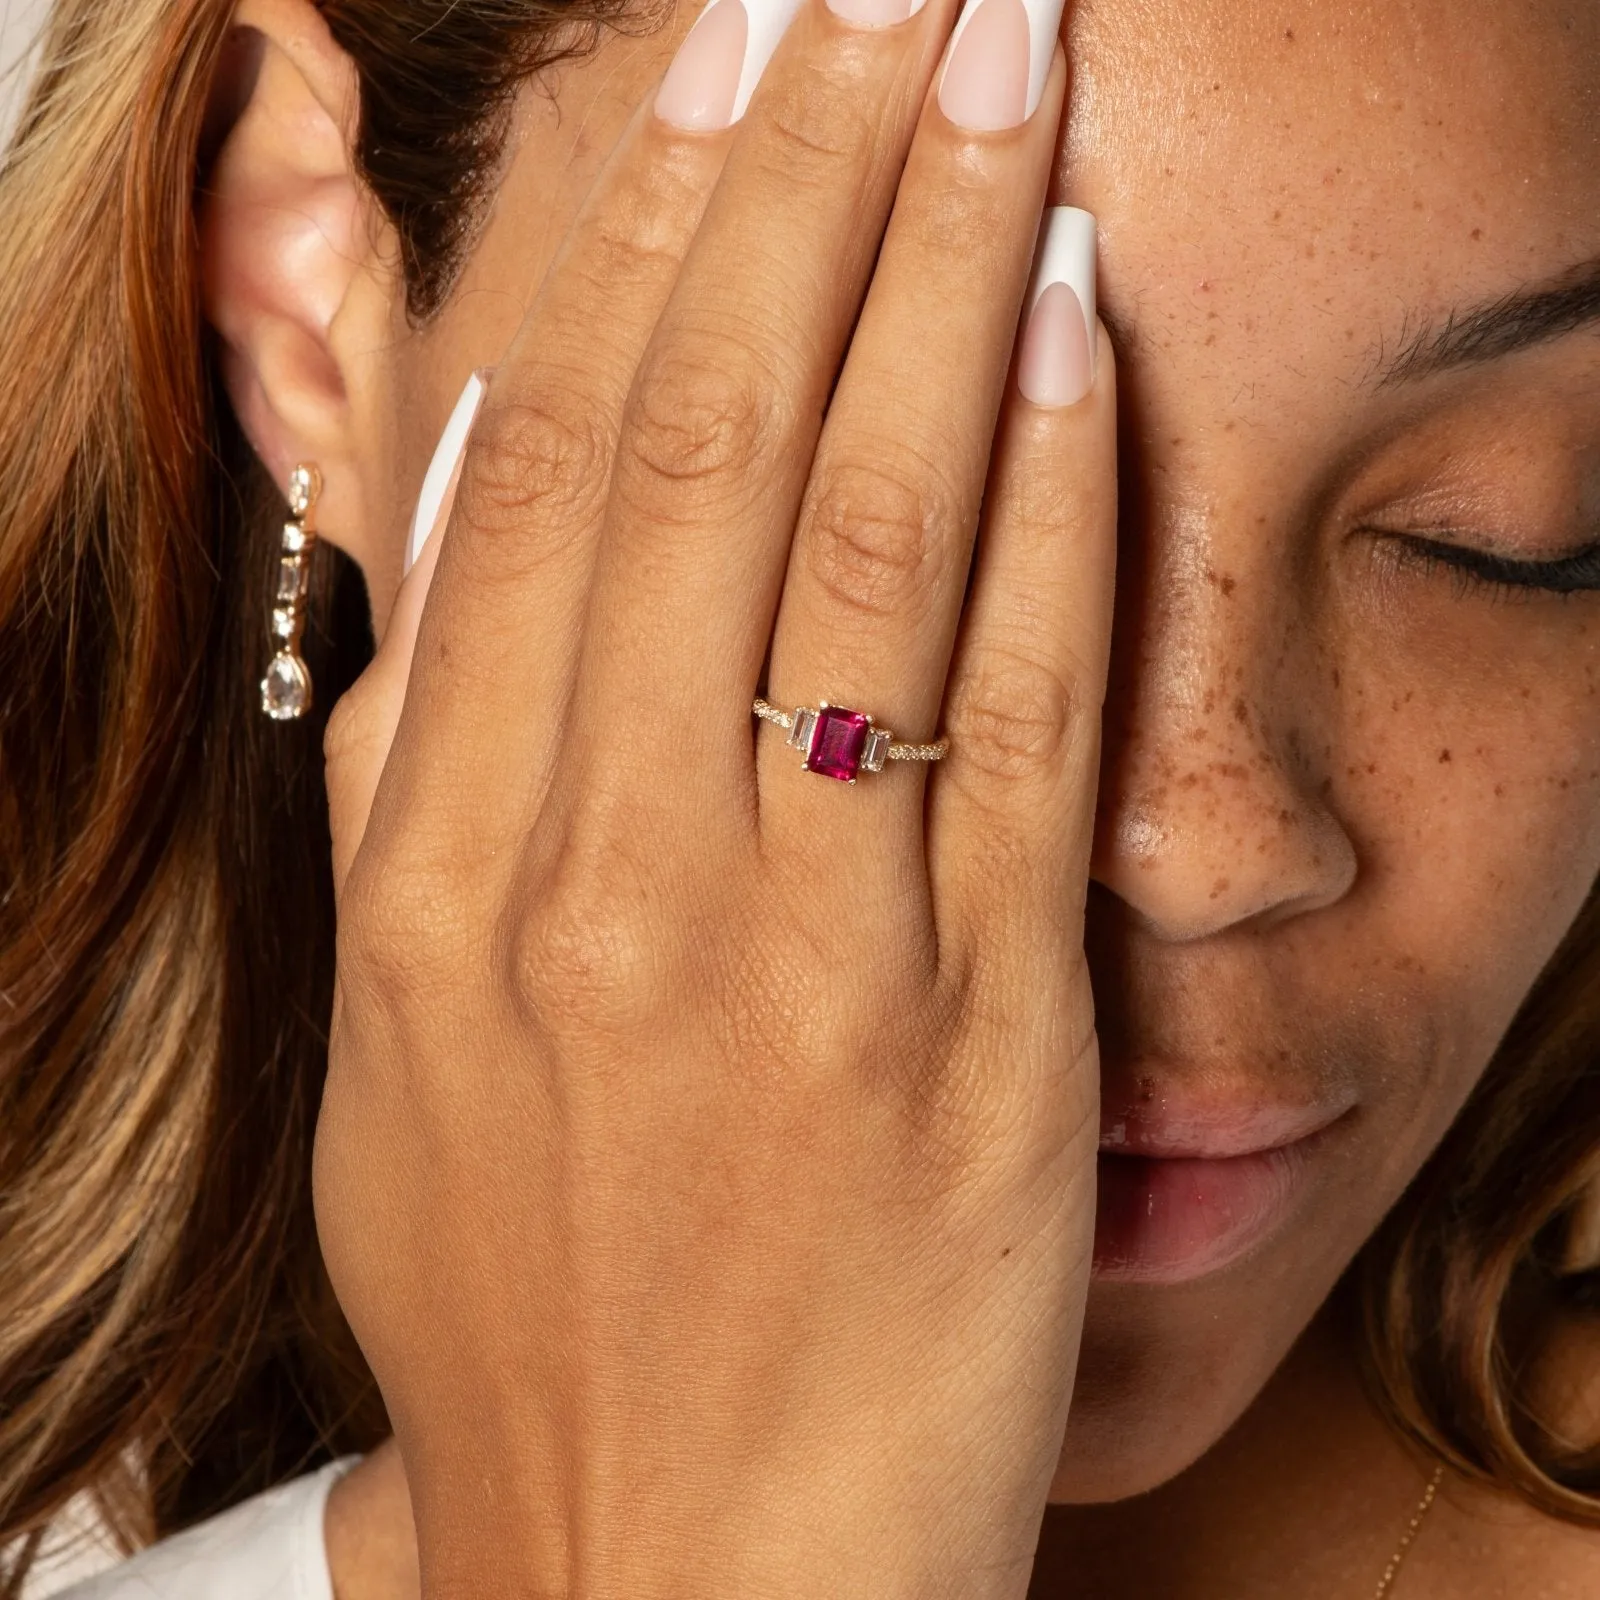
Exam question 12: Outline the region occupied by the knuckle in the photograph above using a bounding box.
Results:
[802,456,948,622]
[575,194,690,300]
[945,646,1087,782]
[622,341,779,493]
[458,389,612,546]
[755,62,880,180]
[506,888,662,1040]
[995,448,1113,545]
[573,228,673,307]
[335,853,477,998]
[502,795,683,1035]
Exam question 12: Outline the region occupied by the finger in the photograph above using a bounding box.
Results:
[325,386,467,903]
[928,210,1117,955]
[564,0,961,820]
[758,49,1069,885]
[380,87,738,850]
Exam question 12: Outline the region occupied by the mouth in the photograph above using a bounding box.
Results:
[1090,1069,1355,1284]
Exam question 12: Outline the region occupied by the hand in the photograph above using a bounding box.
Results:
[315,0,1116,1590]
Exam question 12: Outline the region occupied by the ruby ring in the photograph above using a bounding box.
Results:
[753,697,949,784]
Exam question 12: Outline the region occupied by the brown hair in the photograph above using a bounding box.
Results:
[0,0,637,1586]
[0,0,1597,1586]
[1354,883,1600,1518]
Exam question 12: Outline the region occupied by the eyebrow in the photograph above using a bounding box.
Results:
[1374,255,1600,387]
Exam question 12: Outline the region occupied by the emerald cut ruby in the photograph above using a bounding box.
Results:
[805,705,870,782]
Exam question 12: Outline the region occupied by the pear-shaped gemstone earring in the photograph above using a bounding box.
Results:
[259,463,321,721]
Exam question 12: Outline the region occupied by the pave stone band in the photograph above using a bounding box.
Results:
[753,697,949,784]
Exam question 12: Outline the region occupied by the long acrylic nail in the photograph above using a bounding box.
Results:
[937,0,1063,131]
[1017,207,1096,406]
[405,369,490,575]
[656,0,806,130]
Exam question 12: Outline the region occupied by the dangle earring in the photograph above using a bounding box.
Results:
[259,463,321,721]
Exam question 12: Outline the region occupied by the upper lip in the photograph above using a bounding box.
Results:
[1097,1063,1357,1160]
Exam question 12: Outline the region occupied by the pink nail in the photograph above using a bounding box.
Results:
[1017,282,1090,406]
[827,0,920,28]
[938,0,1063,131]
[1017,208,1097,406]
[655,0,749,131]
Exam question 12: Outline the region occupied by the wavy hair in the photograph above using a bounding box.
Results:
[0,0,636,1586]
[0,0,1597,1590]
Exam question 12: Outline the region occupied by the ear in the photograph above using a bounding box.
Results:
[199,0,396,569]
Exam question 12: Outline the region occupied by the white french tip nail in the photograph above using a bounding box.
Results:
[404,369,488,575]
[941,0,1066,124]
[1021,0,1067,120]
[728,0,808,121]
[1025,207,1097,379]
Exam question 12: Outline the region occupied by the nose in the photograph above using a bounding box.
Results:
[1091,563,1357,943]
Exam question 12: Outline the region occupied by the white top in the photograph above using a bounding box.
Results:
[34,1461,352,1600]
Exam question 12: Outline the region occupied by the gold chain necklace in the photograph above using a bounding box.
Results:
[1371,1464,1445,1599]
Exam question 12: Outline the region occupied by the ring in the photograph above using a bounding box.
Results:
[753,697,949,784]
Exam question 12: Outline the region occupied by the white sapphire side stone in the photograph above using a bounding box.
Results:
[787,706,818,756]
[861,727,892,772]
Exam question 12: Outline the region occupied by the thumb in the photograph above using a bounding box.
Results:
[324,369,489,901]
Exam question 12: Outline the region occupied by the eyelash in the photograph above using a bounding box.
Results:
[1378,531,1600,598]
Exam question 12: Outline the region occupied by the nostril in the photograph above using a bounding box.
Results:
[1089,774,1359,943]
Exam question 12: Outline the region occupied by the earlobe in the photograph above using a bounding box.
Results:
[199,0,390,556]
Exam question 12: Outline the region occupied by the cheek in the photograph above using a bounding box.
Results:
[1333,601,1600,1050]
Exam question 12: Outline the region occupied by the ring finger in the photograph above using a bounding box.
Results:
[760,17,1070,880]
[560,0,963,833]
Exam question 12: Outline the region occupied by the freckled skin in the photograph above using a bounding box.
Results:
[352,0,1600,1590]
[1054,0,1600,1525]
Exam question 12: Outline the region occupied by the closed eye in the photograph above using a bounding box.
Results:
[1380,531,1600,596]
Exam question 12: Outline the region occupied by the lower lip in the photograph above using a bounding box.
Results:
[1091,1143,1309,1284]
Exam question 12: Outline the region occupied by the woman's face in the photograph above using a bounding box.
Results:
[368,0,1600,1501]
